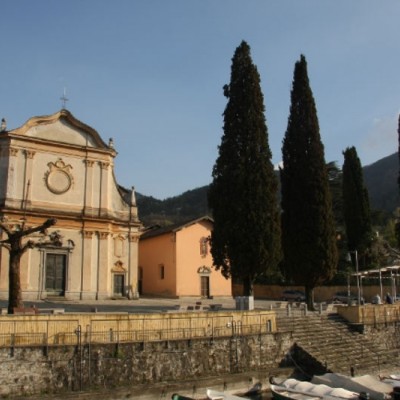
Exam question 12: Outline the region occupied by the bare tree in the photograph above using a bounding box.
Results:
[0,218,57,314]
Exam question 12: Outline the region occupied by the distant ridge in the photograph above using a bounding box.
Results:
[363,152,398,214]
[137,153,399,227]
[137,186,210,226]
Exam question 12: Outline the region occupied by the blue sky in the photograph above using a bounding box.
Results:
[1,1,399,199]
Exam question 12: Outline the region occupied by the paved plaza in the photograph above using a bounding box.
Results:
[0,296,277,314]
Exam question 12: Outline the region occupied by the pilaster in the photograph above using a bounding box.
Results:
[97,231,110,298]
[83,160,94,216]
[81,230,94,298]
[99,162,110,217]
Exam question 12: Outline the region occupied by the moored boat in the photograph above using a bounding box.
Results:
[171,393,197,400]
[206,388,249,399]
[312,373,393,400]
[270,378,360,400]
[380,374,400,387]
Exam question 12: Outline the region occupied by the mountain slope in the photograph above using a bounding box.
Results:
[363,152,398,214]
[137,186,210,226]
[137,153,399,227]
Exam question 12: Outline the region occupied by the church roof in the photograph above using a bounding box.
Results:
[140,216,213,240]
[6,109,113,152]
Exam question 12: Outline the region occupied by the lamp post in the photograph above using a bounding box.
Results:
[348,250,361,305]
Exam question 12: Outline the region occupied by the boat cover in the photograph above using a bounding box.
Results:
[282,378,357,399]
[380,374,400,387]
[312,373,392,400]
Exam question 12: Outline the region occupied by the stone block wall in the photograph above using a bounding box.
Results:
[0,332,293,397]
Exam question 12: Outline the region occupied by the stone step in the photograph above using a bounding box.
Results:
[276,311,400,376]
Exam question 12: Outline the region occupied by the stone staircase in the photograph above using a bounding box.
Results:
[275,308,400,377]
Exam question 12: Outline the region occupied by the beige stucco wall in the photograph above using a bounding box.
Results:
[0,110,141,301]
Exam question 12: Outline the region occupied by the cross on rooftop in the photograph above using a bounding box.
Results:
[60,88,69,109]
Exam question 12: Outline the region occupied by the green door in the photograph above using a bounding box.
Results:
[45,254,66,295]
[114,274,125,296]
[200,276,210,298]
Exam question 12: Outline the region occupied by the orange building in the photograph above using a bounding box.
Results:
[138,217,232,298]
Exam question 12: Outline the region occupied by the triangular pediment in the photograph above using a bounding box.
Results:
[9,109,110,150]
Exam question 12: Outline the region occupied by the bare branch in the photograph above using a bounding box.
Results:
[21,240,35,254]
[0,242,11,251]
[0,222,12,236]
[20,218,57,238]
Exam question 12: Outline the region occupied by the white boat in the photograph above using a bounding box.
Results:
[312,373,393,400]
[206,388,248,400]
[270,378,360,400]
[379,374,400,387]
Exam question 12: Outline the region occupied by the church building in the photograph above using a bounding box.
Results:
[139,217,232,298]
[0,110,141,301]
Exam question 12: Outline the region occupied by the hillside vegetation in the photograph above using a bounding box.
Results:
[363,152,398,214]
[137,153,399,227]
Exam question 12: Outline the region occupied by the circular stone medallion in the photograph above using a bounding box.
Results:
[46,170,72,194]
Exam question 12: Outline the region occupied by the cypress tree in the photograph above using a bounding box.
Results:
[208,41,281,296]
[327,161,344,227]
[396,115,400,248]
[280,55,338,308]
[395,115,400,248]
[342,146,373,262]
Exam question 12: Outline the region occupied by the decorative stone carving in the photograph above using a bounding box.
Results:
[112,260,126,272]
[98,232,109,240]
[9,148,18,157]
[99,161,110,170]
[129,235,139,243]
[25,150,35,159]
[84,159,95,167]
[45,158,73,195]
[82,230,94,239]
[197,266,211,275]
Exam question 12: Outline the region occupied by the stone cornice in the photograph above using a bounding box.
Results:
[8,109,116,155]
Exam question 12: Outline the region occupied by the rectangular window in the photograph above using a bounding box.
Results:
[200,237,208,256]
[159,264,165,280]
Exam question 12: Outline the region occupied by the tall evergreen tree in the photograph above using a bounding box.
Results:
[280,55,338,308]
[342,146,373,263]
[208,41,281,296]
[327,161,344,227]
[396,115,400,248]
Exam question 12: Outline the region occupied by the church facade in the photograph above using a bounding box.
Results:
[0,110,141,300]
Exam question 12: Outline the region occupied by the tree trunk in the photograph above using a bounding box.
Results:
[242,276,254,297]
[305,285,315,311]
[8,251,23,314]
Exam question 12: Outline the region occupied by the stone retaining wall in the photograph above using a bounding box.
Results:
[0,332,293,398]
